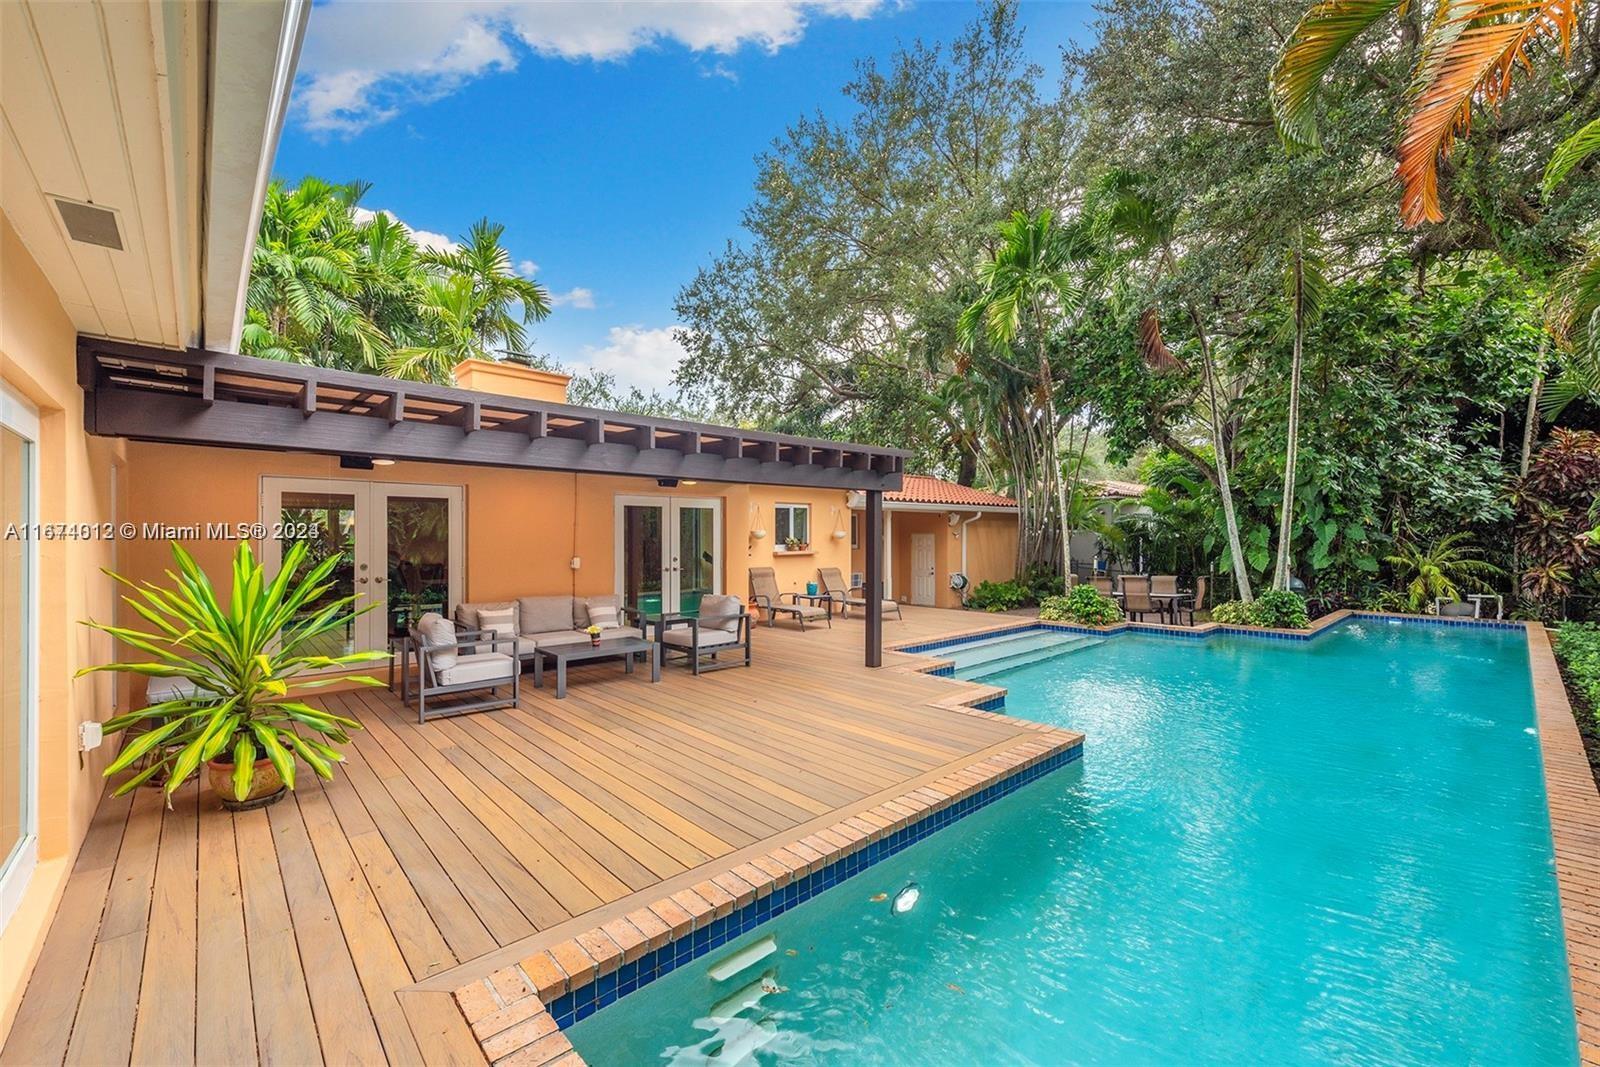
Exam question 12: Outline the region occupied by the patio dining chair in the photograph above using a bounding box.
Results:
[817,567,903,620]
[1172,576,1208,626]
[1151,575,1178,595]
[1121,576,1161,622]
[749,566,831,629]
[1091,576,1116,598]
[406,612,520,723]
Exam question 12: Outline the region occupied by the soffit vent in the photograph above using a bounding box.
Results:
[52,198,123,251]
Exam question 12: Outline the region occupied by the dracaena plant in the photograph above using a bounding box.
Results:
[78,540,386,805]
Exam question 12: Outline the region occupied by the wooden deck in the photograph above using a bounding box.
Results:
[1,606,1038,1066]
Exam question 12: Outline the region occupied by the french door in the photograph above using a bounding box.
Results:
[261,478,463,656]
[0,382,38,933]
[615,496,722,616]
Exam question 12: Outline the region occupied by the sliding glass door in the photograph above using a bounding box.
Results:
[0,384,38,932]
[615,496,722,617]
[261,478,463,657]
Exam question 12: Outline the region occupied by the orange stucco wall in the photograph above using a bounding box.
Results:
[0,215,126,1038]
[118,444,856,645]
[851,507,1018,609]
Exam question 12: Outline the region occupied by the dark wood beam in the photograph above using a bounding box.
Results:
[88,385,907,491]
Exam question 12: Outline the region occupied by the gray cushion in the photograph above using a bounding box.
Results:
[698,594,744,632]
[663,626,743,649]
[436,652,515,686]
[416,613,458,671]
[477,606,518,637]
[519,596,575,635]
[524,629,593,650]
[455,600,518,633]
[581,595,623,629]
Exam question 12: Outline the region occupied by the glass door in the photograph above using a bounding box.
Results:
[262,478,462,658]
[0,383,38,932]
[614,496,722,617]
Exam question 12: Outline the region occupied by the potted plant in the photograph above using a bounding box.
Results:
[80,540,386,810]
[586,624,603,647]
[784,536,808,552]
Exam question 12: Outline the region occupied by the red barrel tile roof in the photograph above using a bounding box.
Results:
[888,475,1016,508]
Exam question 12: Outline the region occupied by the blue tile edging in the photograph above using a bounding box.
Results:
[892,611,1525,660]
[541,738,1083,1029]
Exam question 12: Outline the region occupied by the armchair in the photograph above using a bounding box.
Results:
[406,612,520,723]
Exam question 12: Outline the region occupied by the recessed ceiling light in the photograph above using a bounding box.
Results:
[372,458,396,466]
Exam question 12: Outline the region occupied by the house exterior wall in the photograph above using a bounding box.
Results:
[118,443,854,657]
[851,508,1018,610]
[0,215,125,1038]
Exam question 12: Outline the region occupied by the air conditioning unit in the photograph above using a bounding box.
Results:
[850,572,863,588]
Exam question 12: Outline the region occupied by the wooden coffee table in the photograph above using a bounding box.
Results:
[530,636,660,698]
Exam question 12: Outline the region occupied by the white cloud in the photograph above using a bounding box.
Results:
[351,207,460,253]
[293,1,884,136]
[515,259,540,278]
[573,325,687,393]
[549,287,596,310]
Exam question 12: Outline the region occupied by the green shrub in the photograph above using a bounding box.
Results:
[1209,591,1311,629]
[967,579,1028,612]
[1018,564,1065,603]
[1209,600,1256,626]
[1555,623,1600,719]
[1040,585,1123,626]
[1252,589,1310,629]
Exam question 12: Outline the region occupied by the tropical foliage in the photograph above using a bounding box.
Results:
[1555,623,1600,721]
[1513,429,1600,609]
[80,541,385,803]
[244,178,550,384]
[1383,533,1504,611]
[1209,590,1311,629]
[1039,585,1124,626]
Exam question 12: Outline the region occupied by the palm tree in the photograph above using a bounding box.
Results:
[1384,532,1505,611]
[1542,120,1600,411]
[384,276,490,385]
[1093,172,1255,602]
[958,211,1081,577]
[1270,0,1584,226]
[1273,231,1328,590]
[243,179,386,369]
[421,219,551,356]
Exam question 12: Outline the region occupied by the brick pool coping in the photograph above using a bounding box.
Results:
[451,728,1084,1066]
[1526,623,1600,1065]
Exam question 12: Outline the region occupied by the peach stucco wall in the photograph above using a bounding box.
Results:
[852,508,1018,609]
[0,215,125,1039]
[118,444,856,636]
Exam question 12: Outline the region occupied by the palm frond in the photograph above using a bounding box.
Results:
[1270,0,1406,152]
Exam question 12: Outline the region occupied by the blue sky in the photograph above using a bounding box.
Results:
[272,1,1096,393]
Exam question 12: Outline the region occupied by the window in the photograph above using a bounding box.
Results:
[0,382,38,933]
[851,513,859,549]
[774,504,811,550]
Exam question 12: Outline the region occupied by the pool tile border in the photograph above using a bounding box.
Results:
[453,729,1084,1065]
[1526,623,1600,1065]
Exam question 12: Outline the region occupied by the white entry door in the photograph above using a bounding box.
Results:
[910,532,937,606]
[0,382,39,933]
[261,478,464,656]
[615,496,722,616]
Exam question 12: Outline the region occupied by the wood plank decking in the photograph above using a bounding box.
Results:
[1,606,1037,1066]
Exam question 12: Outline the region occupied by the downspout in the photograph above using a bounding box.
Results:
[959,511,982,603]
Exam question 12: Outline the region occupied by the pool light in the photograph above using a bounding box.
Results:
[892,883,920,914]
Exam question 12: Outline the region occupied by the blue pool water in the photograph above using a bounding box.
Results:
[567,620,1576,1065]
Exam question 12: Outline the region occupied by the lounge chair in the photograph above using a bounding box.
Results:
[659,593,752,674]
[748,567,831,629]
[1121,576,1160,622]
[817,567,903,620]
[406,612,520,723]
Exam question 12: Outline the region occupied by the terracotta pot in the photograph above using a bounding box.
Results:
[207,755,286,810]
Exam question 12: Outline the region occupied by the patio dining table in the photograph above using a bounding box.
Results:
[1148,591,1194,625]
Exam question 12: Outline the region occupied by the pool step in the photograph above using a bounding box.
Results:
[946,632,1099,670]
[956,636,1103,679]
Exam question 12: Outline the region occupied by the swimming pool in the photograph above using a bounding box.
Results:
[567,618,1577,1065]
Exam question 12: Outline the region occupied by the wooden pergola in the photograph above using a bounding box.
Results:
[78,339,903,665]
